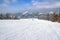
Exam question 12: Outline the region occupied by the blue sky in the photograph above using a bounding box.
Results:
[0,0,60,13]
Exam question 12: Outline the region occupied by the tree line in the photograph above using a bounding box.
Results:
[51,12,60,22]
[0,13,19,19]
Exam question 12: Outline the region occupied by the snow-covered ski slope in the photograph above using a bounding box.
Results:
[0,19,60,40]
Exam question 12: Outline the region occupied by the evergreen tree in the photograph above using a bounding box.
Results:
[51,12,58,22]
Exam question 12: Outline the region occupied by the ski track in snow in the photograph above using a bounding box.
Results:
[0,19,60,40]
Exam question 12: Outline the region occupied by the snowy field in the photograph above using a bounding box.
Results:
[0,19,60,40]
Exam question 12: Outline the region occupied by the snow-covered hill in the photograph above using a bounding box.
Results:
[0,19,60,40]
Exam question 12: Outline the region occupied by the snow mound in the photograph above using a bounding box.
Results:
[0,19,60,40]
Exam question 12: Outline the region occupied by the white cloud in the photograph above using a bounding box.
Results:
[0,0,17,7]
[0,0,18,13]
[32,0,60,8]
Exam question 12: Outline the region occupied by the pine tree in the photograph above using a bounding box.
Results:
[51,12,58,22]
[58,13,60,22]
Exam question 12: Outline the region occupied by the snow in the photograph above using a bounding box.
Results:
[0,19,60,40]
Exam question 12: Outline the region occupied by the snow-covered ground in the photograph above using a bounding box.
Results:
[0,19,60,40]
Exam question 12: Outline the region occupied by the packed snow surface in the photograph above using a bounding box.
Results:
[0,19,60,40]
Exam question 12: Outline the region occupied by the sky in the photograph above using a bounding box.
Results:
[0,0,60,13]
